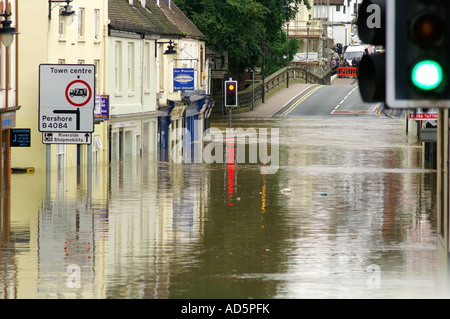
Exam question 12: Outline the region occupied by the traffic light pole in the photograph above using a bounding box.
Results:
[357,0,450,294]
[437,108,450,297]
[224,78,237,129]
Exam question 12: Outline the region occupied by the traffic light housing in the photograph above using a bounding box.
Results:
[225,80,238,107]
[386,0,450,108]
[357,0,386,103]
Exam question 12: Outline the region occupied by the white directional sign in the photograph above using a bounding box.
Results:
[42,132,92,145]
[39,64,95,133]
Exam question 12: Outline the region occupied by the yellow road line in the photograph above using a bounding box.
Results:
[373,103,384,117]
[281,85,323,117]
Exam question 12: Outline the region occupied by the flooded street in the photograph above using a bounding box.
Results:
[1,116,439,299]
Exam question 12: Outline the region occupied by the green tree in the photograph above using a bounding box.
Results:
[174,0,310,74]
[265,30,300,76]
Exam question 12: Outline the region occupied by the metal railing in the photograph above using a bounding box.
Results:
[214,65,332,114]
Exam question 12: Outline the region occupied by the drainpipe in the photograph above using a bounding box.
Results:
[103,19,110,95]
[141,36,144,109]
[103,17,110,162]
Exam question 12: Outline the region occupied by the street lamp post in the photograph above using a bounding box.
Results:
[0,1,18,47]
[306,21,311,84]
[286,22,289,88]
[322,32,326,85]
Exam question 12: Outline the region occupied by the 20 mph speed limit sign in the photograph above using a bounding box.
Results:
[39,64,95,133]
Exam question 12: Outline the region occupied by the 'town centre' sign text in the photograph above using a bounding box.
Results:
[39,64,95,133]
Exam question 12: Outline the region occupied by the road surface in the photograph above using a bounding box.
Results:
[275,78,381,117]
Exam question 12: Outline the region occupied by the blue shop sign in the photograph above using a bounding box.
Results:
[174,68,195,91]
[95,95,110,120]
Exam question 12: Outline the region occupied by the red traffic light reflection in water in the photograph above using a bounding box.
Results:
[226,139,236,206]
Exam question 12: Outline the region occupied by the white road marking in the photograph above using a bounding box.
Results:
[331,87,359,114]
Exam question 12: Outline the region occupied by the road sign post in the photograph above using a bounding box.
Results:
[39,64,95,133]
[39,64,95,197]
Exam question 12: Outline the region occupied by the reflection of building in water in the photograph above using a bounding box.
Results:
[37,160,106,298]
[105,160,209,298]
[38,198,95,298]
[30,160,108,298]
[0,188,15,299]
[279,119,438,297]
[172,165,209,241]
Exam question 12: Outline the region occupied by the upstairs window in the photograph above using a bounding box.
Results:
[94,9,100,40]
[78,7,85,39]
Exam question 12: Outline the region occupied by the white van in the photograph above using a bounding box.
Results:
[343,45,367,64]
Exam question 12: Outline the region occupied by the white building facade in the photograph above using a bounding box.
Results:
[107,0,213,163]
[108,0,162,161]
[314,0,363,46]
[108,33,160,161]
[151,0,213,163]
[14,0,109,173]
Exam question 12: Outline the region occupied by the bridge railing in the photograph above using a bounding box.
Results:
[213,65,332,114]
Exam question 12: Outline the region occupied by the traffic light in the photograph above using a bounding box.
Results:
[386,0,450,108]
[225,80,238,107]
[357,0,386,103]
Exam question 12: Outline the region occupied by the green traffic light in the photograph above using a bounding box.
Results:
[411,60,444,91]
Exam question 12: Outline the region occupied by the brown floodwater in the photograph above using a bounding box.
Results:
[0,116,440,298]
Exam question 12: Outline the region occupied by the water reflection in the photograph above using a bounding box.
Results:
[0,117,440,298]
[273,118,437,298]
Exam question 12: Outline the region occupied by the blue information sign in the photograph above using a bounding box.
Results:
[10,129,31,147]
[95,94,110,120]
[173,68,195,91]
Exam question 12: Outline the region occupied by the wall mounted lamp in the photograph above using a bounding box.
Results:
[48,0,76,21]
[0,0,18,47]
[156,39,178,56]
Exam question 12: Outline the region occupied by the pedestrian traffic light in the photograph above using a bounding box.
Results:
[386,0,450,108]
[225,80,238,107]
[357,0,386,103]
